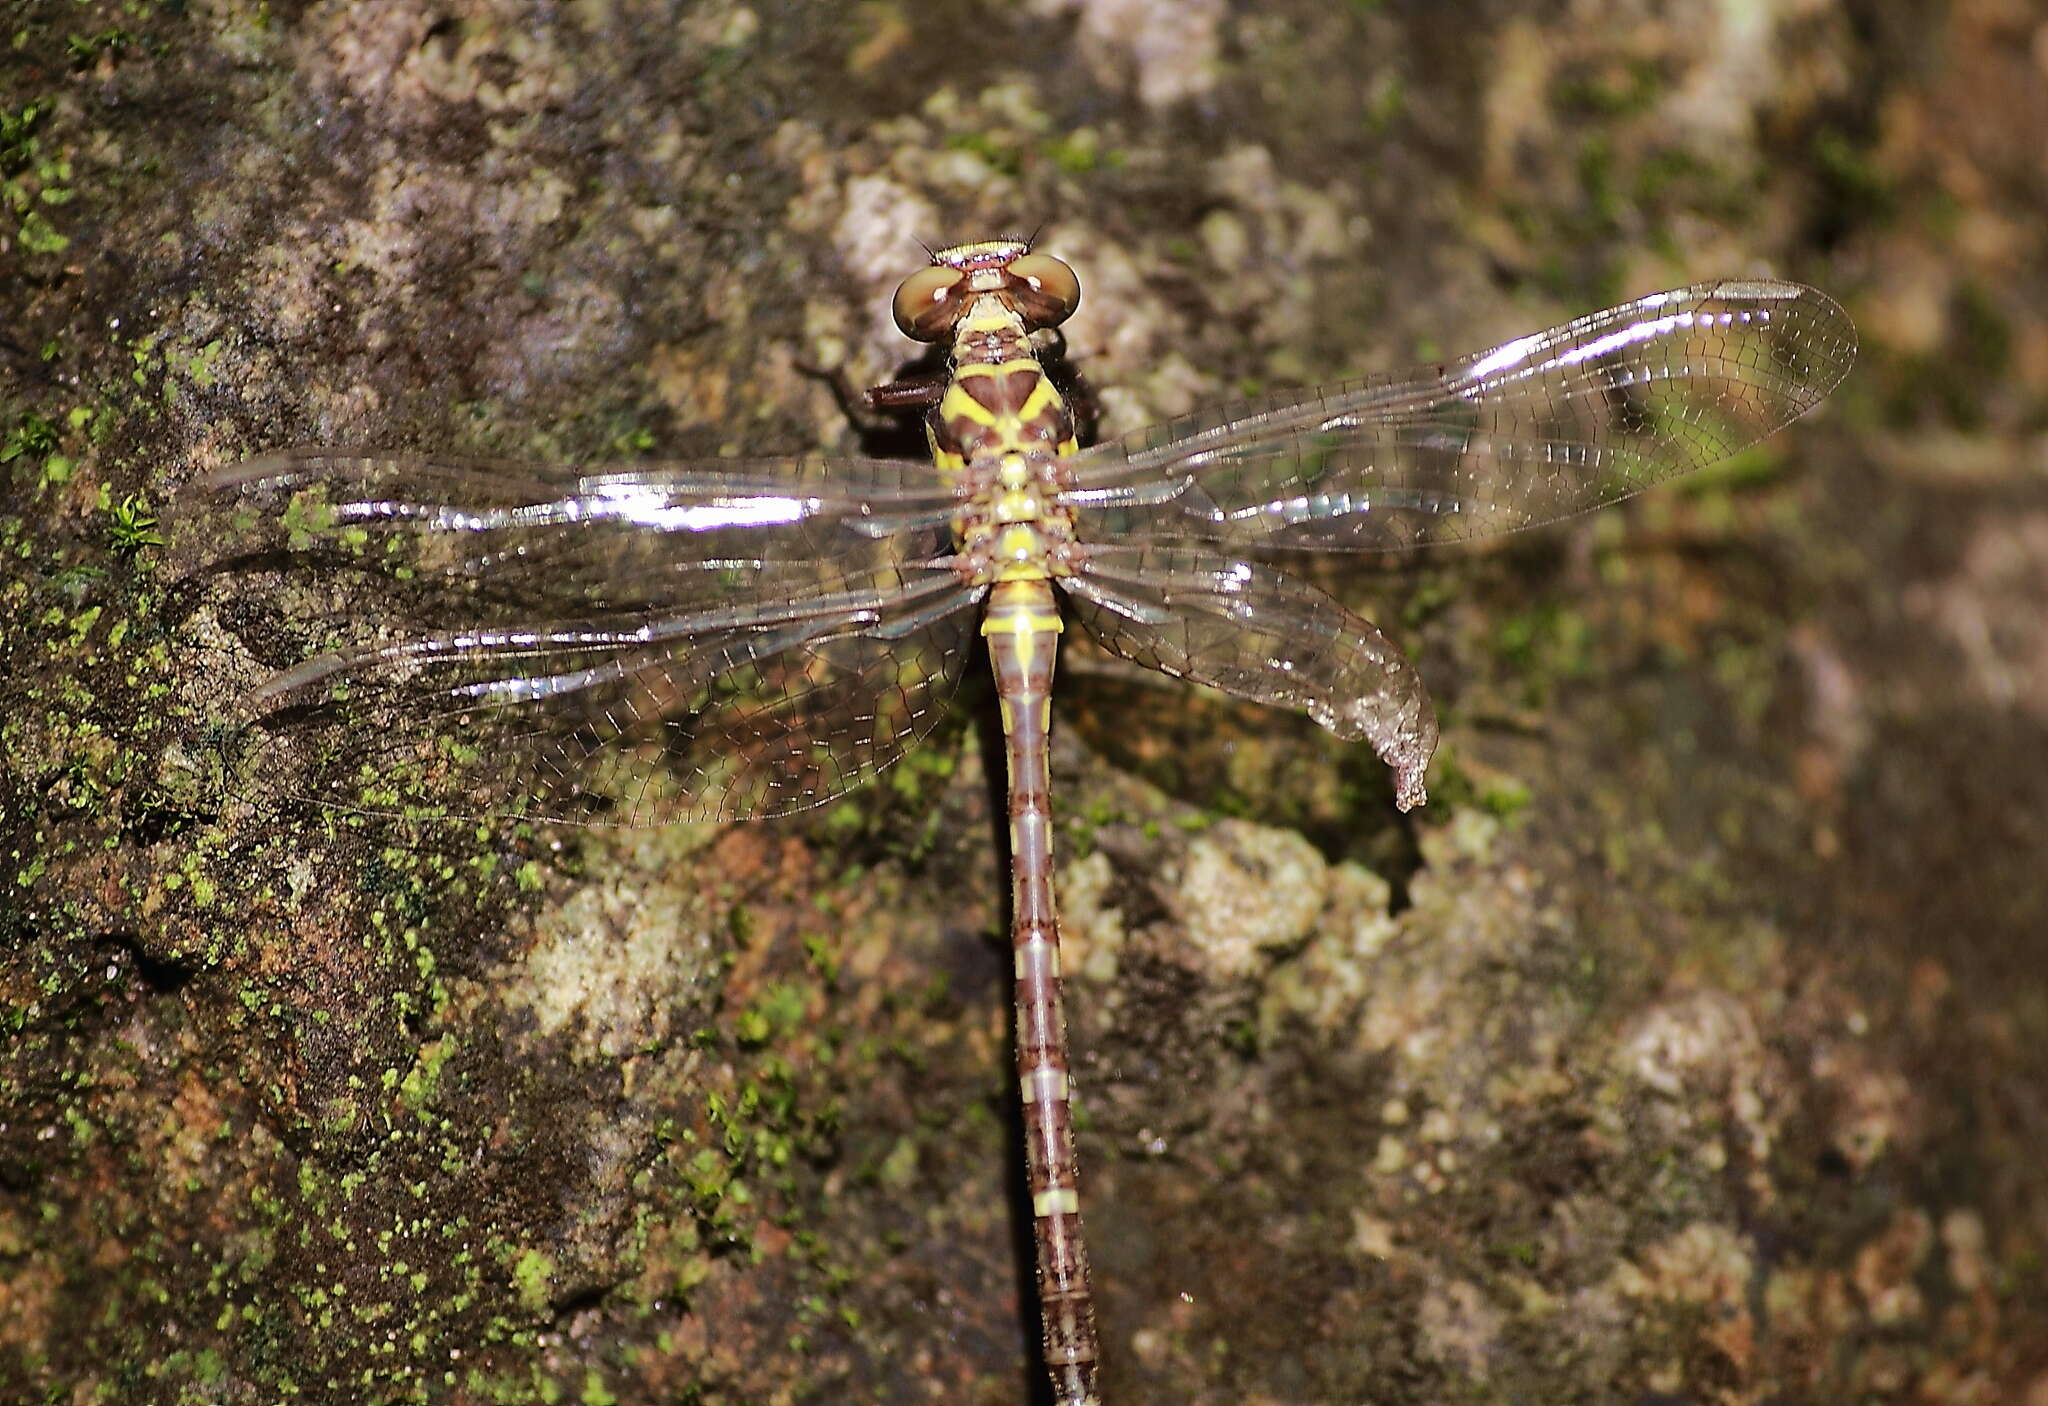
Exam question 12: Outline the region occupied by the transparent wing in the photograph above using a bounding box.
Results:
[184,449,965,611]
[1061,545,1437,811]
[1064,280,1856,551]
[176,450,983,824]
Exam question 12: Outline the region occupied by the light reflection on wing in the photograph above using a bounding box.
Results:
[1063,280,1856,551]
[176,450,981,824]
[189,450,964,611]
[1061,545,1436,811]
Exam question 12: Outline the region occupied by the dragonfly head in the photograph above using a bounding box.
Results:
[891,240,1080,342]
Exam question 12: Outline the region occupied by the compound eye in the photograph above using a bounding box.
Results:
[1007,252,1080,329]
[891,264,964,341]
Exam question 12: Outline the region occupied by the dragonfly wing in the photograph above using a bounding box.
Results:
[181,449,964,611]
[178,450,982,823]
[1064,280,1856,551]
[1061,545,1437,810]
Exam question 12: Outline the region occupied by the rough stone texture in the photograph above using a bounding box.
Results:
[5,2,2047,1404]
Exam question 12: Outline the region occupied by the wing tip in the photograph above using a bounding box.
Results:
[181,447,367,501]
[1393,763,1428,813]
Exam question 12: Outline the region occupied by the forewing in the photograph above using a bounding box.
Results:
[1064,281,1856,551]
[176,450,982,824]
[185,449,963,611]
[1061,545,1437,810]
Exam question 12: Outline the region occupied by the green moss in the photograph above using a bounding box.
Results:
[1549,55,1668,117]
[0,99,48,169]
[103,490,163,553]
[943,129,1024,178]
[1493,601,1595,701]
[398,1037,456,1110]
[14,206,65,252]
[1402,744,1532,823]
[0,409,61,463]
[1812,125,1896,223]
[509,1249,556,1315]
[65,26,138,69]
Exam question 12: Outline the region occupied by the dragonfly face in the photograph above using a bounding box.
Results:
[889,239,1081,344]
[177,252,1855,1406]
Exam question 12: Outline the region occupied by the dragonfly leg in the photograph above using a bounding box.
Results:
[861,368,949,412]
[792,357,941,438]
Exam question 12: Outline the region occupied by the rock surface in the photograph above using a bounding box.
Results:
[4,2,2045,1403]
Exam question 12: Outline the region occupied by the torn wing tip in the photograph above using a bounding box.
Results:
[1394,771,1428,813]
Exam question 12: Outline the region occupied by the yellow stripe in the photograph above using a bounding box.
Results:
[1022,1064,1070,1100]
[1016,374,1064,424]
[961,304,1018,335]
[995,523,1038,556]
[994,490,1040,521]
[1015,937,1061,979]
[980,609,1062,635]
[954,358,1040,379]
[1033,1188,1080,1217]
[940,383,998,428]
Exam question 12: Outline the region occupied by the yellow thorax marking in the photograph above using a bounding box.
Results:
[986,523,1053,584]
[995,490,1041,523]
[1015,373,1063,425]
[993,453,1041,525]
[939,382,998,428]
[955,358,1041,379]
[952,359,1065,425]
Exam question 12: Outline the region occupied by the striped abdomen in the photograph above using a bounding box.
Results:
[982,575,1098,1406]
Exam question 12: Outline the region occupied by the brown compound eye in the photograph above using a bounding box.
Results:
[1007,252,1080,330]
[891,263,965,341]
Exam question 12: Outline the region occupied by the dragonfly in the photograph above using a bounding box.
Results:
[177,241,1855,1406]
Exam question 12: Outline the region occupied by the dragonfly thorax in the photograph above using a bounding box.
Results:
[924,269,1085,590]
[928,318,1078,462]
[951,450,1081,586]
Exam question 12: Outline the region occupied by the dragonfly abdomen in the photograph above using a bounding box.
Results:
[983,575,1100,1406]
